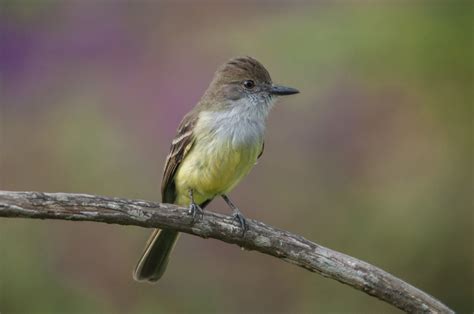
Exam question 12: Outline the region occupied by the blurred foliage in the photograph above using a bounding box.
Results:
[1,1,472,313]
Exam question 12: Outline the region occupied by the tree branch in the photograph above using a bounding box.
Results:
[0,190,452,313]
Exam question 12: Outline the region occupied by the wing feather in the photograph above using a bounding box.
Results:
[161,111,198,203]
[257,141,265,159]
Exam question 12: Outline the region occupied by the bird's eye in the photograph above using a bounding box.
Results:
[243,80,255,89]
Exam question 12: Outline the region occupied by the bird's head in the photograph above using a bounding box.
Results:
[202,57,299,113]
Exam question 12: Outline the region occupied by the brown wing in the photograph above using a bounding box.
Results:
[257,141,264,159]
[161,111,198,203]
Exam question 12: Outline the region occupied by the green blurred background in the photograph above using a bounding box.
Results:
[1,1,472,313]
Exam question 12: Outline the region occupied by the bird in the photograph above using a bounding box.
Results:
[133,56,299,283]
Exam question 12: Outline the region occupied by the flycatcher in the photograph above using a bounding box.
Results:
[133,56,299,282]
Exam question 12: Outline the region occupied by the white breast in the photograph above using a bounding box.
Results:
[173,98,276,204]
[196,98,273,147]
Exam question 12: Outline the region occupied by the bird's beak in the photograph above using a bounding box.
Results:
[270,85,300,96]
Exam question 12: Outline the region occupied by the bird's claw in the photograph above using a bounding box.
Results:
[232,212,249,236]
[188,203,204,222]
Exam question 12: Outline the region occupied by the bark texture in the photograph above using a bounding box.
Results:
[0,191,453,313]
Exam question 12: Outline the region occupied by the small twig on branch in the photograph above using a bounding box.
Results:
[0,190,453,313]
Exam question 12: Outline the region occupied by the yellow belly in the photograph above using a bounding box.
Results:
[173,137,261,206]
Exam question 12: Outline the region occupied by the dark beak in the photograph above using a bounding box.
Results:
[270,84,300,96]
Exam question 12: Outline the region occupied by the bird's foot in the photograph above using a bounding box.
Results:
[232,210,249,236]
[188,202,204,222]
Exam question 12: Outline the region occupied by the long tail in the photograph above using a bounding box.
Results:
[133,229,180,283]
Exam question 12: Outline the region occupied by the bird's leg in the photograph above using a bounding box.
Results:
[222,194,248,234]
[188,189,203,221]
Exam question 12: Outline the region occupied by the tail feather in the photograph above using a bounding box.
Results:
[133,229,180,283]
[133,199,211,283]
